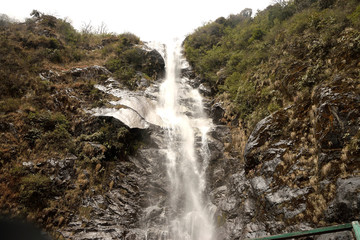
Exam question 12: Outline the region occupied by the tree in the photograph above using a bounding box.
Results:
[271,0,288,6]
[240,8,253,18]
[81,21,93,34]
[0,14,11,27]
[96,22,108,35]
[30,9,42,19]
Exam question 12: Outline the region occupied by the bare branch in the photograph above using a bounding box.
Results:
[96,22,108,35]
[81,21,93,34]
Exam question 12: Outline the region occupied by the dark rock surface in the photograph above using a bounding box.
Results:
[325,177,360,223]
[141,49,165,79]
[204,76,360,239]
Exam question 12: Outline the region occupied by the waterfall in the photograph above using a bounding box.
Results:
[153,40,215,240]
[90,40,215,240]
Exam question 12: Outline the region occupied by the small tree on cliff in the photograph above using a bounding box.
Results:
[30,9,42,19]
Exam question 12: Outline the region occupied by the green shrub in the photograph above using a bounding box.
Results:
[249,29,265,43]
[116,33,140,52]
[42,124,72,147]
[348,5,360,27]
[57,19,81,45]
[27,111,69,131]
[0,98,21,112]
[318,0,336,9]
[19,173,54,208]
[267,100,281,113]
[78,123,142,160]
[268,3,296,25]
[24,128,42,147]
[48,49,63,63]
[121,48,143,67]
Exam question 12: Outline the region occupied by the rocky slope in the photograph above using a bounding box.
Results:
[206,75,360,239]
[184,0,360,239]
[1,1,360,239]
[0,12,166,239]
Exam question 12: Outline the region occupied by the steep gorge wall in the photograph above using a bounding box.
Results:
[206,76,360,239]
[183,0,360,239]
[0,3,359,239]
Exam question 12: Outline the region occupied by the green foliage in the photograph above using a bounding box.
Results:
[0,98,21,112]
[318,0,336,9]
[41,124,73,151]
[24,128,42,147]
[105,58,137,88]
[116,33,140,52]
[25,111,74,151]
[96,125,130,158]
[267,100,281,113]
[249,28,265,42]
[223,72,256,118]
[78,122,143,161]
[348,5,360,27]
[19,173,55,208]
[27,111,69,131]
[268,3,296,25]
[105,35,160,89]
[57,19,81,45]
[184,0,360,131]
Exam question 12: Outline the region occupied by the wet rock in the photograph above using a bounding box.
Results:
[136,76,150,88]
[207,136,224,162]
[136,48,165,80]
[210,103,226,125]
[244,110,288,173]
[315,231,353,240]
[251,176,270,193]
[244,222,268,239]
[313,77,360,168]
[67,65,111,79]
[45,156,76,186]
[39,70,60,81]
[265,187,310,206]
[198,83,212,96]
[325,177,360,222]
[60,155,148,239]
[188,76,202,88]
[22,161,35,169]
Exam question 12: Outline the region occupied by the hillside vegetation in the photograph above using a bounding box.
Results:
[0,11,162,238]
[184,0,360,132]
[184,0,360,234]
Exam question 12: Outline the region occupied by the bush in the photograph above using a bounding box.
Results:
[116,33,140,52]
[41,124,73,151]
[0,14,15,28]
[19,173,54,208]
[348,5,360,27]
[318,0,335,9]
[0,98,21,112]
[57,19,81,45]
[24,128,42,148]
[27,111,69,131]
[249,28,265,42]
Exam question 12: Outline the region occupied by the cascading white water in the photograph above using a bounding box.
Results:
[90,40,215,239]
[154,41,215,240]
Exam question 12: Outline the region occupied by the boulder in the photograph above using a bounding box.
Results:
[140,49,165,80]
[244,109,288,173]
[210,103,226,125]
[325,177,360,222]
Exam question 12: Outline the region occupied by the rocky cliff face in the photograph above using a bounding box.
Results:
[205,75,360,239]
[1,5,360,240]
[182,1,360,238]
